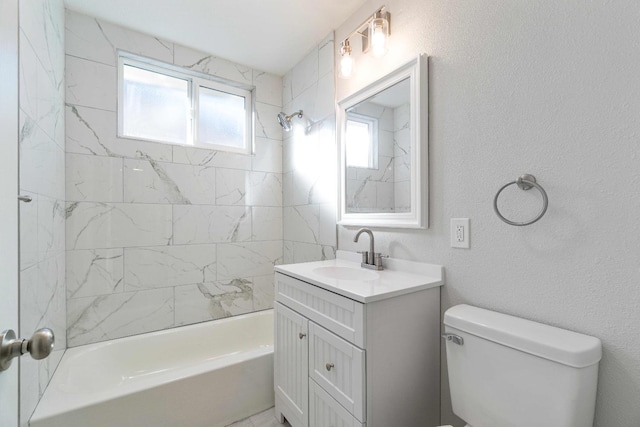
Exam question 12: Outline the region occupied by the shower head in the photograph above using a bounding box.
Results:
[277,110,303,132]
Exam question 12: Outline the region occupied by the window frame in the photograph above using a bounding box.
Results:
[117,51,255,154]
[345,112,379,170]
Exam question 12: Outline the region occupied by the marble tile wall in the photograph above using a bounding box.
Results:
[282,34,337,263]
[18,0,66,424]
[346,102,396,212]
[64,10,283,346]
[393,103,411,212]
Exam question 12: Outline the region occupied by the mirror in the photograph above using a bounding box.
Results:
[338,55,428,228]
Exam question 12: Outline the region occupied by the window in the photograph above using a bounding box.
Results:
[346,113,378,168]
[118,53,253,153]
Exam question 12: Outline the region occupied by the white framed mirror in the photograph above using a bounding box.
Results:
[337,54,428,228]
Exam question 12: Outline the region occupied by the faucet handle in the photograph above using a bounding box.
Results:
[373,253,387,269]
[357,251,369,264]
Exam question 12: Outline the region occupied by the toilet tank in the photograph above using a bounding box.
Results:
[443,305,601,427]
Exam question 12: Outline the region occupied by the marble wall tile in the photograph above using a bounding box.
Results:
[20,252,66,338]
[282,172,294,207]
[66,153,123,202]
[255,102,285,140]
[64,11,116,66]
[253,137,282,173]
[217,241,283,280]
[19,39,39,120]
[65,11,173,66]
[283,241,294,264]
[173,145,251,170]
[67,288,174,346]
[215,168,247,205]
[246,172,283,207]
[318,33,335,78]
[173,45,252,85]
[252,207,283,241]
[377,181,395,209]
[67,249,124,299]
[65,105,173,161]
[20,131,64,200]
[20,193,38,271]
[252,275,275,311]
[174,279,254,326]
[318,203,337,247]
[292,242,335,263]
[66,202,172,249]
[292,47,318,98]
[37,195,65,256]
[124,244,216,290]
[253,70,283,107]
[66,55,116,111]
[282,71,293,107]
[284,206,320,244]
[346,178,377,210]
[124,159,215,204]
[173,205,251,245]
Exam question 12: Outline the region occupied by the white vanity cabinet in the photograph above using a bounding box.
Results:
[274,252,444,427]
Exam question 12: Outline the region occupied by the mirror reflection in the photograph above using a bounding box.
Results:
[345,78,411,213]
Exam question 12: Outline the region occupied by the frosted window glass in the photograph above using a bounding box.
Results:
[122,65,189,145]
[346,120,373,168]
[198,85,246,149]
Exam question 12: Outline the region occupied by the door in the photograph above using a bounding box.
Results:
[275,302,309,427]
[0,0,20,425]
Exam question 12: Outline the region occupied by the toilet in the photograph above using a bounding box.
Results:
[441,304,602,427]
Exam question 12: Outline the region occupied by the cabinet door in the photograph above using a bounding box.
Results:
[275,302,309,427]
[309,323,365,422]
[310,380,364,427]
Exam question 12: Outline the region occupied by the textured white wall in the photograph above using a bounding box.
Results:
[335,1,640,426]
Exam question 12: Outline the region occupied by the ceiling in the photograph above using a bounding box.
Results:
[63,0,367,76]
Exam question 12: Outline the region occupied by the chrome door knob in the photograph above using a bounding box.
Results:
[0,328,55,371]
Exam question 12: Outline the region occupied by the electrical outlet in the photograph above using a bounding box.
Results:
[451,218,470,249]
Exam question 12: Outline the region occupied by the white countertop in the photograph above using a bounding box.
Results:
[274,251,444,303]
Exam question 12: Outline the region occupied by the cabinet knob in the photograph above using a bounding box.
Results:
[325,362,334,371]
[299,333,306,340]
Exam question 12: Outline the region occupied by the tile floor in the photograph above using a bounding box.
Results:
[226,407,291,427]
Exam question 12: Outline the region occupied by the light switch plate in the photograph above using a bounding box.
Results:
[451,218,470,249]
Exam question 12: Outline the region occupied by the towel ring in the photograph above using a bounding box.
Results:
[493,174,548,226]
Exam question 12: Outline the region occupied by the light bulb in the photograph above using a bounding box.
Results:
[339,40,354,79]
[370,16,389,58]
[340,54,354,78]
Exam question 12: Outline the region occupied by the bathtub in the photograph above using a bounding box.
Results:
[30,310,274,427]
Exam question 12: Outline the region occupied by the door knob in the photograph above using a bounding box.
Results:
[0,328,55,371]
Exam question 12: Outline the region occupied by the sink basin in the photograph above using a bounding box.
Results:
[312,266,379,281]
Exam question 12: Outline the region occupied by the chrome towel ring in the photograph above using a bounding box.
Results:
[493,174,548,226]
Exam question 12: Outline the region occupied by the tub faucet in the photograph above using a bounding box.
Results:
[353,228,384,270]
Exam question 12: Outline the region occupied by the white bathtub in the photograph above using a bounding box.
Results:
[30,310,274,427]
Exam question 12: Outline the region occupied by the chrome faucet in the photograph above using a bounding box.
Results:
[353,228,384,270]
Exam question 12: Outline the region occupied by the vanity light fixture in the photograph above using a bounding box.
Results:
[339,6,391,79]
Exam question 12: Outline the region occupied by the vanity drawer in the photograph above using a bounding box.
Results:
[309,322,365,422]
[276,273,365,346]
[310,379,365,427]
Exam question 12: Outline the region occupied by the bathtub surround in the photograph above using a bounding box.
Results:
[18,0,67,424]
[64,10,283,346]
[336,1,640,426]
[282,33,338,264]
